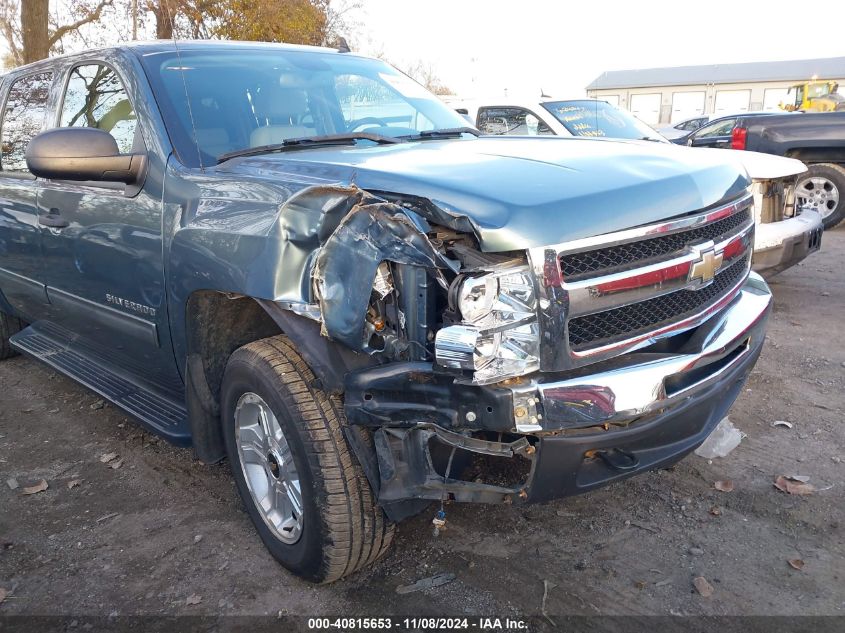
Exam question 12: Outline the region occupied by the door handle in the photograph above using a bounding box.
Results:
[38,208,69,229]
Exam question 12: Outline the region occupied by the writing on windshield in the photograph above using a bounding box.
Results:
[543,100,659,140]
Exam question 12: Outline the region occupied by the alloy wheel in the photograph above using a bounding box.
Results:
[796,176,840,220]
[234,392,304,544]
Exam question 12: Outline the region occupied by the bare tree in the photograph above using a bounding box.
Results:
[0,1,22,66]
[402,59,454,96]
[144,1,217,40]
[0,0,114,66]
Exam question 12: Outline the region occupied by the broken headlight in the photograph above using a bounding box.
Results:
[435,266,540,384]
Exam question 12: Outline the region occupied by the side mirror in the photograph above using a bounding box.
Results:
[26,127,145,184]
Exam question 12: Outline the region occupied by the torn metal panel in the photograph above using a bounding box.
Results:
[373,425,534,507]
[274,184,368,304]
[313,199,458,350]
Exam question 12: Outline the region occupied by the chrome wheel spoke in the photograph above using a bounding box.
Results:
[239,422,266,453]
[258,408,274,444]
[285,479,304,517]
[240,441,266,466]
[279,513,302,540]
[259,488,274,514]
[277,440,294,469]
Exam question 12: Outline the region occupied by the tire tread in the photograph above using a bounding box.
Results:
[232,335,393,583]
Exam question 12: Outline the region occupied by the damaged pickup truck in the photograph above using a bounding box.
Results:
[0,42,773,583]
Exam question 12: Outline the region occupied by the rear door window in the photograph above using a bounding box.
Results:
[0,71,53,173]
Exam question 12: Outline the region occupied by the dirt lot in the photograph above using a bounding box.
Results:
[1,227,843,625]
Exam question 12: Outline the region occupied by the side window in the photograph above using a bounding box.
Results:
[60,64,137,153]
[477,107,553,136]
[696,118,736,138]
[0,71,53,173]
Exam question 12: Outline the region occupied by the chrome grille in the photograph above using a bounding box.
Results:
[560,208,752,281]
[568,254,749,350]
[528,194,755,372]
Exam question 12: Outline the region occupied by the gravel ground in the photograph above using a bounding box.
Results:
[1,226,843,626]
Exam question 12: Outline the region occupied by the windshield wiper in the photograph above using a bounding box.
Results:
[217,133,403,163]
[400,127,481,140]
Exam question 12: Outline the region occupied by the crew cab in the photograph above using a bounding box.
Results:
[0,42,772,583]
[731,112,845,229]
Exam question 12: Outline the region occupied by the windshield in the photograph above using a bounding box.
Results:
[808,83,833,99]
[139,47,470,167]
[542,100,663,141]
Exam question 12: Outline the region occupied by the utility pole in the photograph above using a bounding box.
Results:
[132,0,138,40]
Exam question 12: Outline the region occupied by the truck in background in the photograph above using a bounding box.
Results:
[732,112,845,229]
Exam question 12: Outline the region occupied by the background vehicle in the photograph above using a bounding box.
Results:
[675,111,791,147]
[729,153,823,276]
[454,100,820,275]
[658,114,709,140]
[732,112,845,228]
[780,80,845,113]
[452,96,666,141]
[1,42,772,584]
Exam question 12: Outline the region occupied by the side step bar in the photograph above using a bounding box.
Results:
[10,322,191,446]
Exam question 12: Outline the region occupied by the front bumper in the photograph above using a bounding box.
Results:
[752,211,823,277]
[347,274,772,509]
[527,326,762,501]
[521,272,771,501]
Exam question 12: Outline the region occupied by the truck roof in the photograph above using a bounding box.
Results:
[3,40,365,76]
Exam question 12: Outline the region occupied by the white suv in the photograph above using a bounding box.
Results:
[448,96,665,141]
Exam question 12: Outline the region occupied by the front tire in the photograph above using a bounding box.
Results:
[0,312,22,360]
[221,335,393,583]
[796,163,845,229]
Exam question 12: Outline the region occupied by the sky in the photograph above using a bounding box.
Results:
[350,0,845,98]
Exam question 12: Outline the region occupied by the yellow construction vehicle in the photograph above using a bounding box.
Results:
[781,81,845,112]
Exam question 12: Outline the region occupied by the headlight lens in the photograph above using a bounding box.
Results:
[456,275,497,322]
[436,266,541,384]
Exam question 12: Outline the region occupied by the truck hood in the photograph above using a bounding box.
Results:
[218,136,751,252]
[704,148,807,180]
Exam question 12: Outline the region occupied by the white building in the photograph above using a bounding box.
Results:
[586,57,845,126]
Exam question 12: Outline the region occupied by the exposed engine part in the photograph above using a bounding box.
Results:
[446,242,526,272]
[372,262,394,299]
[759,178,786,223]
[313,198,459,352]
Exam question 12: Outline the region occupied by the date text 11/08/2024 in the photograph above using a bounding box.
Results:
[307,617,529,630]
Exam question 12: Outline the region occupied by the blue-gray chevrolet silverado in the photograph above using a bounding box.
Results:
[0,41,772,583]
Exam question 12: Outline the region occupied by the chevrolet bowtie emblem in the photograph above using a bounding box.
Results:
[689,245,723,284]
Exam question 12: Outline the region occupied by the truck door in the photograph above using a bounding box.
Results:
[36,61,182,394]
[0,71,53,320]
[688,118,737,149]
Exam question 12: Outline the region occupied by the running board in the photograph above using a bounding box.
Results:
[10,322,191,446]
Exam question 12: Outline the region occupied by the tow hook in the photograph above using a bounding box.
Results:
[592,448,639,471]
